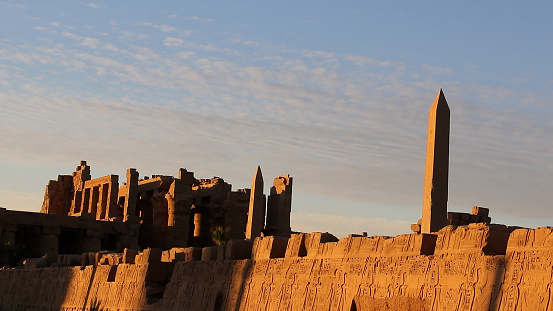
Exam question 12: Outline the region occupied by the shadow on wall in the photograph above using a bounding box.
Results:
[350,299,357,311]
[350,296,429,311]
[90,298,104,311]
[230,259,253,311]
[489,256,506,310]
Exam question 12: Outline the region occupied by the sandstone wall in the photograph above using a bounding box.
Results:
[3,225,553,311]
[152,225,504,311]
[0,264,149,311]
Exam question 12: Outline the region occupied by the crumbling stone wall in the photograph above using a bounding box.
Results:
[0,264,148,310]
[4,225,553,311]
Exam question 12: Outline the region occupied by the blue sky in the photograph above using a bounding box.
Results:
[0,1,552,237]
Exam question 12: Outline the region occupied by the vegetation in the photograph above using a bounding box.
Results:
[211,226,230,246]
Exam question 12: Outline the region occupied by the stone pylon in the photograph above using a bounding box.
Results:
[245,166,266,240]
[421,89,450,233]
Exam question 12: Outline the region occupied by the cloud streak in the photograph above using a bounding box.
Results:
[0,3,552,236]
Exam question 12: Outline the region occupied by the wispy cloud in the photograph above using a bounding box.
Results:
[1,1,24,9]
[0,8,552,237]
[139,22,176,32]
[85,2,101,9]
[163,37,185,48]
[183,15,214,23]
[421,64,454,75]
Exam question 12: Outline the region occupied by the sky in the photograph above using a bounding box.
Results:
[0,1,552,238]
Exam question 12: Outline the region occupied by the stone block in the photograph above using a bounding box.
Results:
[123,248,138,264]
[161,250,171,262]
[470,215,480,223]
[216,245,227,261]
[460,213,471,221]
[184,247,202,261]
[168,248,185,261]
[447,212,460,220]
[435,223,509,255]
[471,206,489,217]
[381,233,437,256]
[80,252,90,266]
[165,248,185,262]
[201,246,217,261]
[285,233,307,257]
[252,236,290,260]
[99,256,110,265]
[304,232,338,257]
[94,251,110,265]
[225,240,253,260]
[172,252,185,261]
[57,254,65,265]
[23,258,49,269]
[410,224,421,233]
[65,254,81,266]
[447,218,459,226]
[136,248,162,264]
[87,253,95,266]
[507,227,553,252]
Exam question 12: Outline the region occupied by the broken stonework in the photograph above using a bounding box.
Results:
[285,233,307,257]
[201,246,218,261]
[251,236,289,260]
[434,223,509,255]
[225,239,253,260]
[123,248,138,264]
[266,175,293,237]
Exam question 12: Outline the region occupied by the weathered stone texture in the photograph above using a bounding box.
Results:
[0,264,148,310]
[5,226,553,310]
[266,175,293,237]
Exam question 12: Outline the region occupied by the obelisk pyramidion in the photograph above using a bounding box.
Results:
[421,89,450,233]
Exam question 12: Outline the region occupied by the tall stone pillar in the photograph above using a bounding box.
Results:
[106,175,119,219]
[266,175,293,237]
[166,178,192,247]
[124,168,139,222]
[245,166,266,240]
[70,160,91,214]
[421,89,450,233]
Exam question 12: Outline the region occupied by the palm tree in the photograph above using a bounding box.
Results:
[211,226,230,245]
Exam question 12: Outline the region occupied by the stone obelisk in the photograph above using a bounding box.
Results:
[421,89,450,233]
[245,166,266,240]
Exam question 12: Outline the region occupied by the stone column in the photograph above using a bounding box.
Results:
[245,166,266,240]
[193,213,202,237]
[266,175,293,237]
[124,168,139,222]
[106,175,119,219]
[41,226,61,263]
[421,89,450,233]
[166,179,192,247]
[70,160,91,214]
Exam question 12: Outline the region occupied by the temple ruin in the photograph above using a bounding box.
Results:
[0,89,550,311]
[2,163,293,265]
